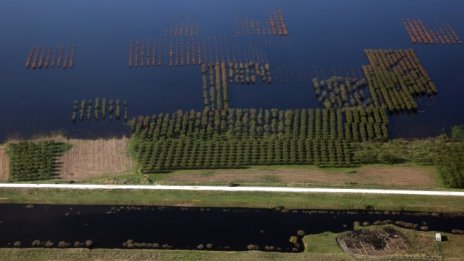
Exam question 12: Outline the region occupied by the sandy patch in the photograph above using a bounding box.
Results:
[58,138,132,180]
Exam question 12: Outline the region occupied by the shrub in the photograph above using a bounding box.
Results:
[437,144,464,188]
[247,244,259,250]
[451,125,464,141]
[85,240,93,247]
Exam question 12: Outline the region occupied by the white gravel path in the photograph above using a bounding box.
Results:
[0,183,464,197]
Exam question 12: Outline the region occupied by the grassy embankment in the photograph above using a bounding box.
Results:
[1,188,464,213]
[0,136,463,213]
[83,164,442,189]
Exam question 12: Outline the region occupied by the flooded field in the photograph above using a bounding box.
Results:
[0,0,463,141]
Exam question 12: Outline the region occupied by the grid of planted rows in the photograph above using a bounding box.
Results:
[8,141,64,181]
[131,108,388,141]
[135,137,354,173]
[363,49,437,112]
[131,108,388,173]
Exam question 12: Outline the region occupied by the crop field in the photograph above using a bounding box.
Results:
[7,141,67,181]
[58,138,132,181]
[363,49,437,112]
[130,107,389,173]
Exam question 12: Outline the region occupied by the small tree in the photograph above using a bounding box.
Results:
[451,125,464,141]
[437,145,464,188]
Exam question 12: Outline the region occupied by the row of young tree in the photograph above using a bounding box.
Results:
[313,76,372,109]
[363,49,437,112]
[130,107,388,142]
[201,63,229,111]
[72,98,128,122]
[134,136,355,173]
[228,62,272,84]
[8,141,67,181]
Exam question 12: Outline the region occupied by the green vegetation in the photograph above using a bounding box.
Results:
[228,62,272,84]
[437,143,464,188]
[72,97,127,122]
[133,137,355,173]
[363,49,437,112]
[354,137,447,165]
[129,108,389,173]
[313,76,371,109]
[451,125,464,141]
[354,136,464,188]
[202,63,229,111]
[7,141,69,181]
[130,108,388,141]
[304,231,346,254]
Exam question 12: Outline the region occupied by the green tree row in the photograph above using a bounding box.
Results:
[8,141,68,181]
[133,136,355,173]
[228,62,272,84]
[313,76,372,109]
[130,107,388,142]
[201,63,229,111]
[363,49,437,112]
[72,98,128,122]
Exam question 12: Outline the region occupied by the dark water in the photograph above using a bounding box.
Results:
[0,204,463,251]
[0,0,463,140]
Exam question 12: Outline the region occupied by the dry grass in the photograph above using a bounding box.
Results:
[0,146,8,182]
[0,248,354,261]
[58,138,132,180]
[162,165,438,188]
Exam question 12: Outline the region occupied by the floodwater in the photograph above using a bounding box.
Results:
[0,0,463,140]
[0,204,463,251]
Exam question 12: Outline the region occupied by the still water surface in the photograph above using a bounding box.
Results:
[0,204,463,251]
[0,0,463,140]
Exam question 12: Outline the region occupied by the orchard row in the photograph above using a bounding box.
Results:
[134,136,355,173]
[130,107,388,142]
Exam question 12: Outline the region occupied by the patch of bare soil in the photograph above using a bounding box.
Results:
[0,147,8,181]
[338,227,408,256]
[58,138,132,180]
[165,165,437,188]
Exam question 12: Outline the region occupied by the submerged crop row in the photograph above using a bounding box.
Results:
[402,19,462,45]
[164,20,200,38]
[197,36,268,65]
[25,44,76,70]
[72,98,128,122]
[313,76,371,109]
[130,107,388,142]
[8,141,68,181]
[128,40,163,67]
[363,49,437,112]
[128,36,270,67]
[229,62,272,84]
[201,63,229,111]
[236,9,289,36]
